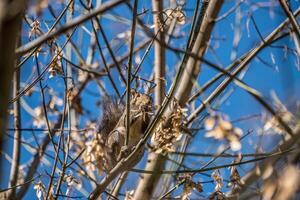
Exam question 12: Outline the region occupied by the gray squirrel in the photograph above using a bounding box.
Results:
[97,91,152,171]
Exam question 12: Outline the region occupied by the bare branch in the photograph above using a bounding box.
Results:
[0,0,25,185]
[15,0,127,55]
[7,66,22,200]
[279,0,300,40]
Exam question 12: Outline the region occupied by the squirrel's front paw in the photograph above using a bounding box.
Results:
[117,145,131,161]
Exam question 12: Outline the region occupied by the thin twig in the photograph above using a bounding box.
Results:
[0,175,41,193]
[45,75,68,199]
[7,67,22,200]
[278,0,300,40]
[125,0,138,146]
[95,19,127,85]
[16,0,127,55]
[15,0,75,71]
[186,7,300,125]
[9,28,77,104]
[131,148,293,174]
[91,19,121,98]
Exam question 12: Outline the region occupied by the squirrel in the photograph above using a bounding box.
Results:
[97,90,152,172]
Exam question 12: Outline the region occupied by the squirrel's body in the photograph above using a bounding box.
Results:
[100,92,152,171]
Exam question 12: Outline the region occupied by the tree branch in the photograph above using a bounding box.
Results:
[15,0,127,55]
[278,0,300,40]
[7,65,22,200]
[133,0,165,198]
[0,0,25,186]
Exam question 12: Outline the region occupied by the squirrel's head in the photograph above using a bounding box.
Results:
[131,90,152,111]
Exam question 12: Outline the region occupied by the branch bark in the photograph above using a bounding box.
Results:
[0,0,25,186]
[278,0,300,40]
[152,0,165,107]
[7,66,22,200]
[132,0,165,199]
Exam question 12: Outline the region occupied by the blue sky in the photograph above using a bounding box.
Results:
[2,0,300,199]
